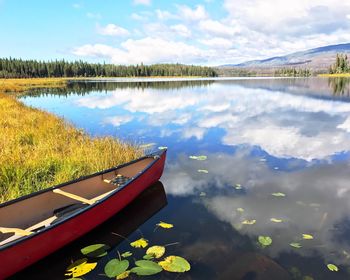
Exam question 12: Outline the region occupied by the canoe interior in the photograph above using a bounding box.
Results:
[0,156,155,244]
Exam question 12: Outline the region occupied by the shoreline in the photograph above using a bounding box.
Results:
[0,78,142,203]
[318,73,350,78]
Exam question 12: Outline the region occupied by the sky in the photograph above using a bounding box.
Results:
[1,0,350,65]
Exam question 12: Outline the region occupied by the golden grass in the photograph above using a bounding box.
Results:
[0,79,142,203]
[0,78,68,92]
[318,73,350,78]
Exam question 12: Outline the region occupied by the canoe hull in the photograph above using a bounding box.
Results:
[0,151,166,279]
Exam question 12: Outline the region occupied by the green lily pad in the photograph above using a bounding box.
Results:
[143,254,155,260]
[327,264,339,272]
[258,236,272,247]
[290,242,302,249]
[130,260,163,276]
[189,155,207,161]
[121,251,132,258]
[271,192,286,197]
[80,244,110,258]
[158,256,191,272]
[104,259,129,278]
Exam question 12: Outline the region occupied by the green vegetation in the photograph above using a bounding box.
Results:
[274,68,312,77]
[0,79,142,202]
[329,54,349,74]
[0,57,218,78]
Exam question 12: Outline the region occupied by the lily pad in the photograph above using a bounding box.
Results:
[157,221,174,229]
[146,246,166,259]
[242,219,256,225]
[130,238,148,248]
[258,236,272,247]
[158,256,191,273]
[121,251,132,258]
[143,254,155,260]
[116,270,131,279]
[290,242,302,249]
[131,260,163,276]
[104,259,129,278]
[302,234,314,240]
[327,264,338,272]
[270,218,283,223]
[66,258,97,278]
[80,244,110,258]
[271,192,286,197]
[189,155,207,161]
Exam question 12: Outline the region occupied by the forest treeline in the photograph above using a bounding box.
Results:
[274,68,312,77]
[0,58,218,78]
[329,54,350,74]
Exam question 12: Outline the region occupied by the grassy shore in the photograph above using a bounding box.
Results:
[0,78,142,203]
[318,73,350,78]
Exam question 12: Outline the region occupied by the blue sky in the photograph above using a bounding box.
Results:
[1,0,350,65]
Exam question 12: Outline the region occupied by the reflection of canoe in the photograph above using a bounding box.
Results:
[0,149,167,278]
[12,181,168,279]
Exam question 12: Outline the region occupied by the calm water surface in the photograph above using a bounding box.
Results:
[16,77,350,279]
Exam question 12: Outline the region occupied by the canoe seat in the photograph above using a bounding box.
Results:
[103,174,131,186]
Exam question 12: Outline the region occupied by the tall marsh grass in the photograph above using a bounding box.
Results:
[0,79,142,203]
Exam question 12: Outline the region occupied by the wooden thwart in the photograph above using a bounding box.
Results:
[0,227,33,237]
[53,188,115,205]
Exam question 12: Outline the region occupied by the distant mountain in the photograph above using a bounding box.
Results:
[220,43,350,72]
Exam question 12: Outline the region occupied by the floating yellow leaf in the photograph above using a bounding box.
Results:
[242,219,256,225]
[290,243,302,248]
[327,264,339,272]
[302,234,314,240]
[158,256,191,273]
[271,192,286,197]
[66,258,97,278]
[189,155,207,161]
[130,238,148,248]
[157,221,174,229]
[146,246,166,259]
[117,270,131,279]
[270,218,283,223]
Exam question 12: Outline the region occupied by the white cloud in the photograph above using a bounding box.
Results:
[104,115,133,127]
[170,24,192,38]
[74,37,205,64]
[97,24,130,36]
[176,4,208,21]
[199,37,233,49]
[155,9,177,20]
[131,12,148,21]
[198,19,236,38]
[133,0,151,5]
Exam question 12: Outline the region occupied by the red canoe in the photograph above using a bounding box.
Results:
[0,149,167,279]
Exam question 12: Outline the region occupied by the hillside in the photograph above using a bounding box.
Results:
[219,43,350,74]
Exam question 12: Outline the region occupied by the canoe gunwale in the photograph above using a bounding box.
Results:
[0,149,166,252]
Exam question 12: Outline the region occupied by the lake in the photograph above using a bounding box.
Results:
[14,77,350,279]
